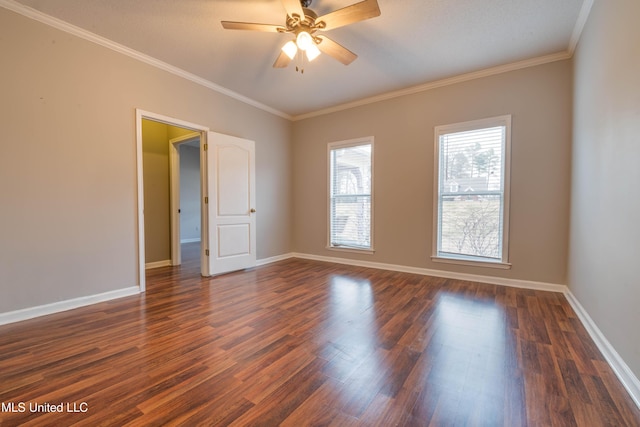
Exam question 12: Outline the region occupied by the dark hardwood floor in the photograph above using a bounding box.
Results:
[1,243,639,426]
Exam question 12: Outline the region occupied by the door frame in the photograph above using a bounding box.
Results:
[169,132,201,267]
[135,109,209,292]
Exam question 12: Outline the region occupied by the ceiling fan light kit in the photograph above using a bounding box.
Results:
[296,31,314,51]
[282,40,298,59]
[221,0,381,72]
[305,43,321,61]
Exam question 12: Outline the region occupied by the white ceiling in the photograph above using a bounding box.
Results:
[9,0,588,118]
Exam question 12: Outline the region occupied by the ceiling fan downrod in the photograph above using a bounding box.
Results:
[300,0,312,7]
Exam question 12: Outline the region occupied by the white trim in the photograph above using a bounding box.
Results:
[568,0,595,54]
[431,256,511,270]
[145,260,172,269]
[0,287,139,326]
[564,291,640,409]
[200,133,210,277]
[326,246,375,255]
[291,252,566,293]
[137,110,211,132]
[180,238,201,244]
[0,0,291,120]
[256,253,295,266]
[135,109,147,292]
[292,52,571,121]
[327,136,375,148]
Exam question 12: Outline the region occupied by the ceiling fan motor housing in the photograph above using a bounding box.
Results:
[286,7,321,38]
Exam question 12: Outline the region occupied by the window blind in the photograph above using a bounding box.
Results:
[437,125,506,260]
[330,143,372,250]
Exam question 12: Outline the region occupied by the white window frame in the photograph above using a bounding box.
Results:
[327,137,375,254]
[432,115,512,269]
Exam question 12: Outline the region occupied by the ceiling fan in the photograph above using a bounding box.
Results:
[221,0,381,70]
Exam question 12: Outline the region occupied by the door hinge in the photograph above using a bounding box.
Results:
[204,143,208,151]
[204,196,208,204]
[205,249,210,256]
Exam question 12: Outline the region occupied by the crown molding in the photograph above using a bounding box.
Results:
[0,0,292,120]
[3,0,591,123]
[292,50,572,121]
[568,0,595,54]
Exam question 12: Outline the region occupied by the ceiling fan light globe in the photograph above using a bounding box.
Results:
[306,43,321,61]
[282,40,298,59]
[296,31,313,51]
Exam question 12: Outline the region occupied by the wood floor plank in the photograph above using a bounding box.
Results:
[279,377,346,427]
[0,244,639,426]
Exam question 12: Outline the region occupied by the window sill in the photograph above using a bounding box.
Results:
[327,246,375,255]
[431,255,512,270]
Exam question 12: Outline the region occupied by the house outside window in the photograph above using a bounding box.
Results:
[328,137,374,253]
[433,115,512,268]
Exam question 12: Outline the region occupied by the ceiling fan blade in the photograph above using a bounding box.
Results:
[316,0,380,31]
[221,21,284,32]
[281,0,304,18]
[316,35,357,65]
[273,51,293,68]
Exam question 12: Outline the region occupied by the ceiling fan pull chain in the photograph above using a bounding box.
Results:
[295,48,306,74]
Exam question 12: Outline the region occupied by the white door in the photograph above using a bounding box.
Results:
[204,132,256,276]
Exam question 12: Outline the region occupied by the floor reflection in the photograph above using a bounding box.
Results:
[413,292,522,425]
[322,278,524,423]
[322,274,384,407]
[328,275,375,318]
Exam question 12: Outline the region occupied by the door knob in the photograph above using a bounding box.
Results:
[250,208,256,213]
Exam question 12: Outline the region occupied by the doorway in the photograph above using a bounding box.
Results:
[136,110,209,292]
[169,132,201,267]
[135,110,258,293]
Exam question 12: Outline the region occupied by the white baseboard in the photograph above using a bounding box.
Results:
[290,252,567,293]
[256,253,295,266]
[180,238,201,244]
[565,291,640,409]
[0,286,140,326]
[145,260,172,269]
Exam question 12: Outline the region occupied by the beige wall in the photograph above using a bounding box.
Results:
[0,8,291,313]
[570,0,640,377]
[292,60,572,285]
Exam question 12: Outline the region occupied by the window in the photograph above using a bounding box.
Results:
[433,116,511,268]
[328,137,374,252]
